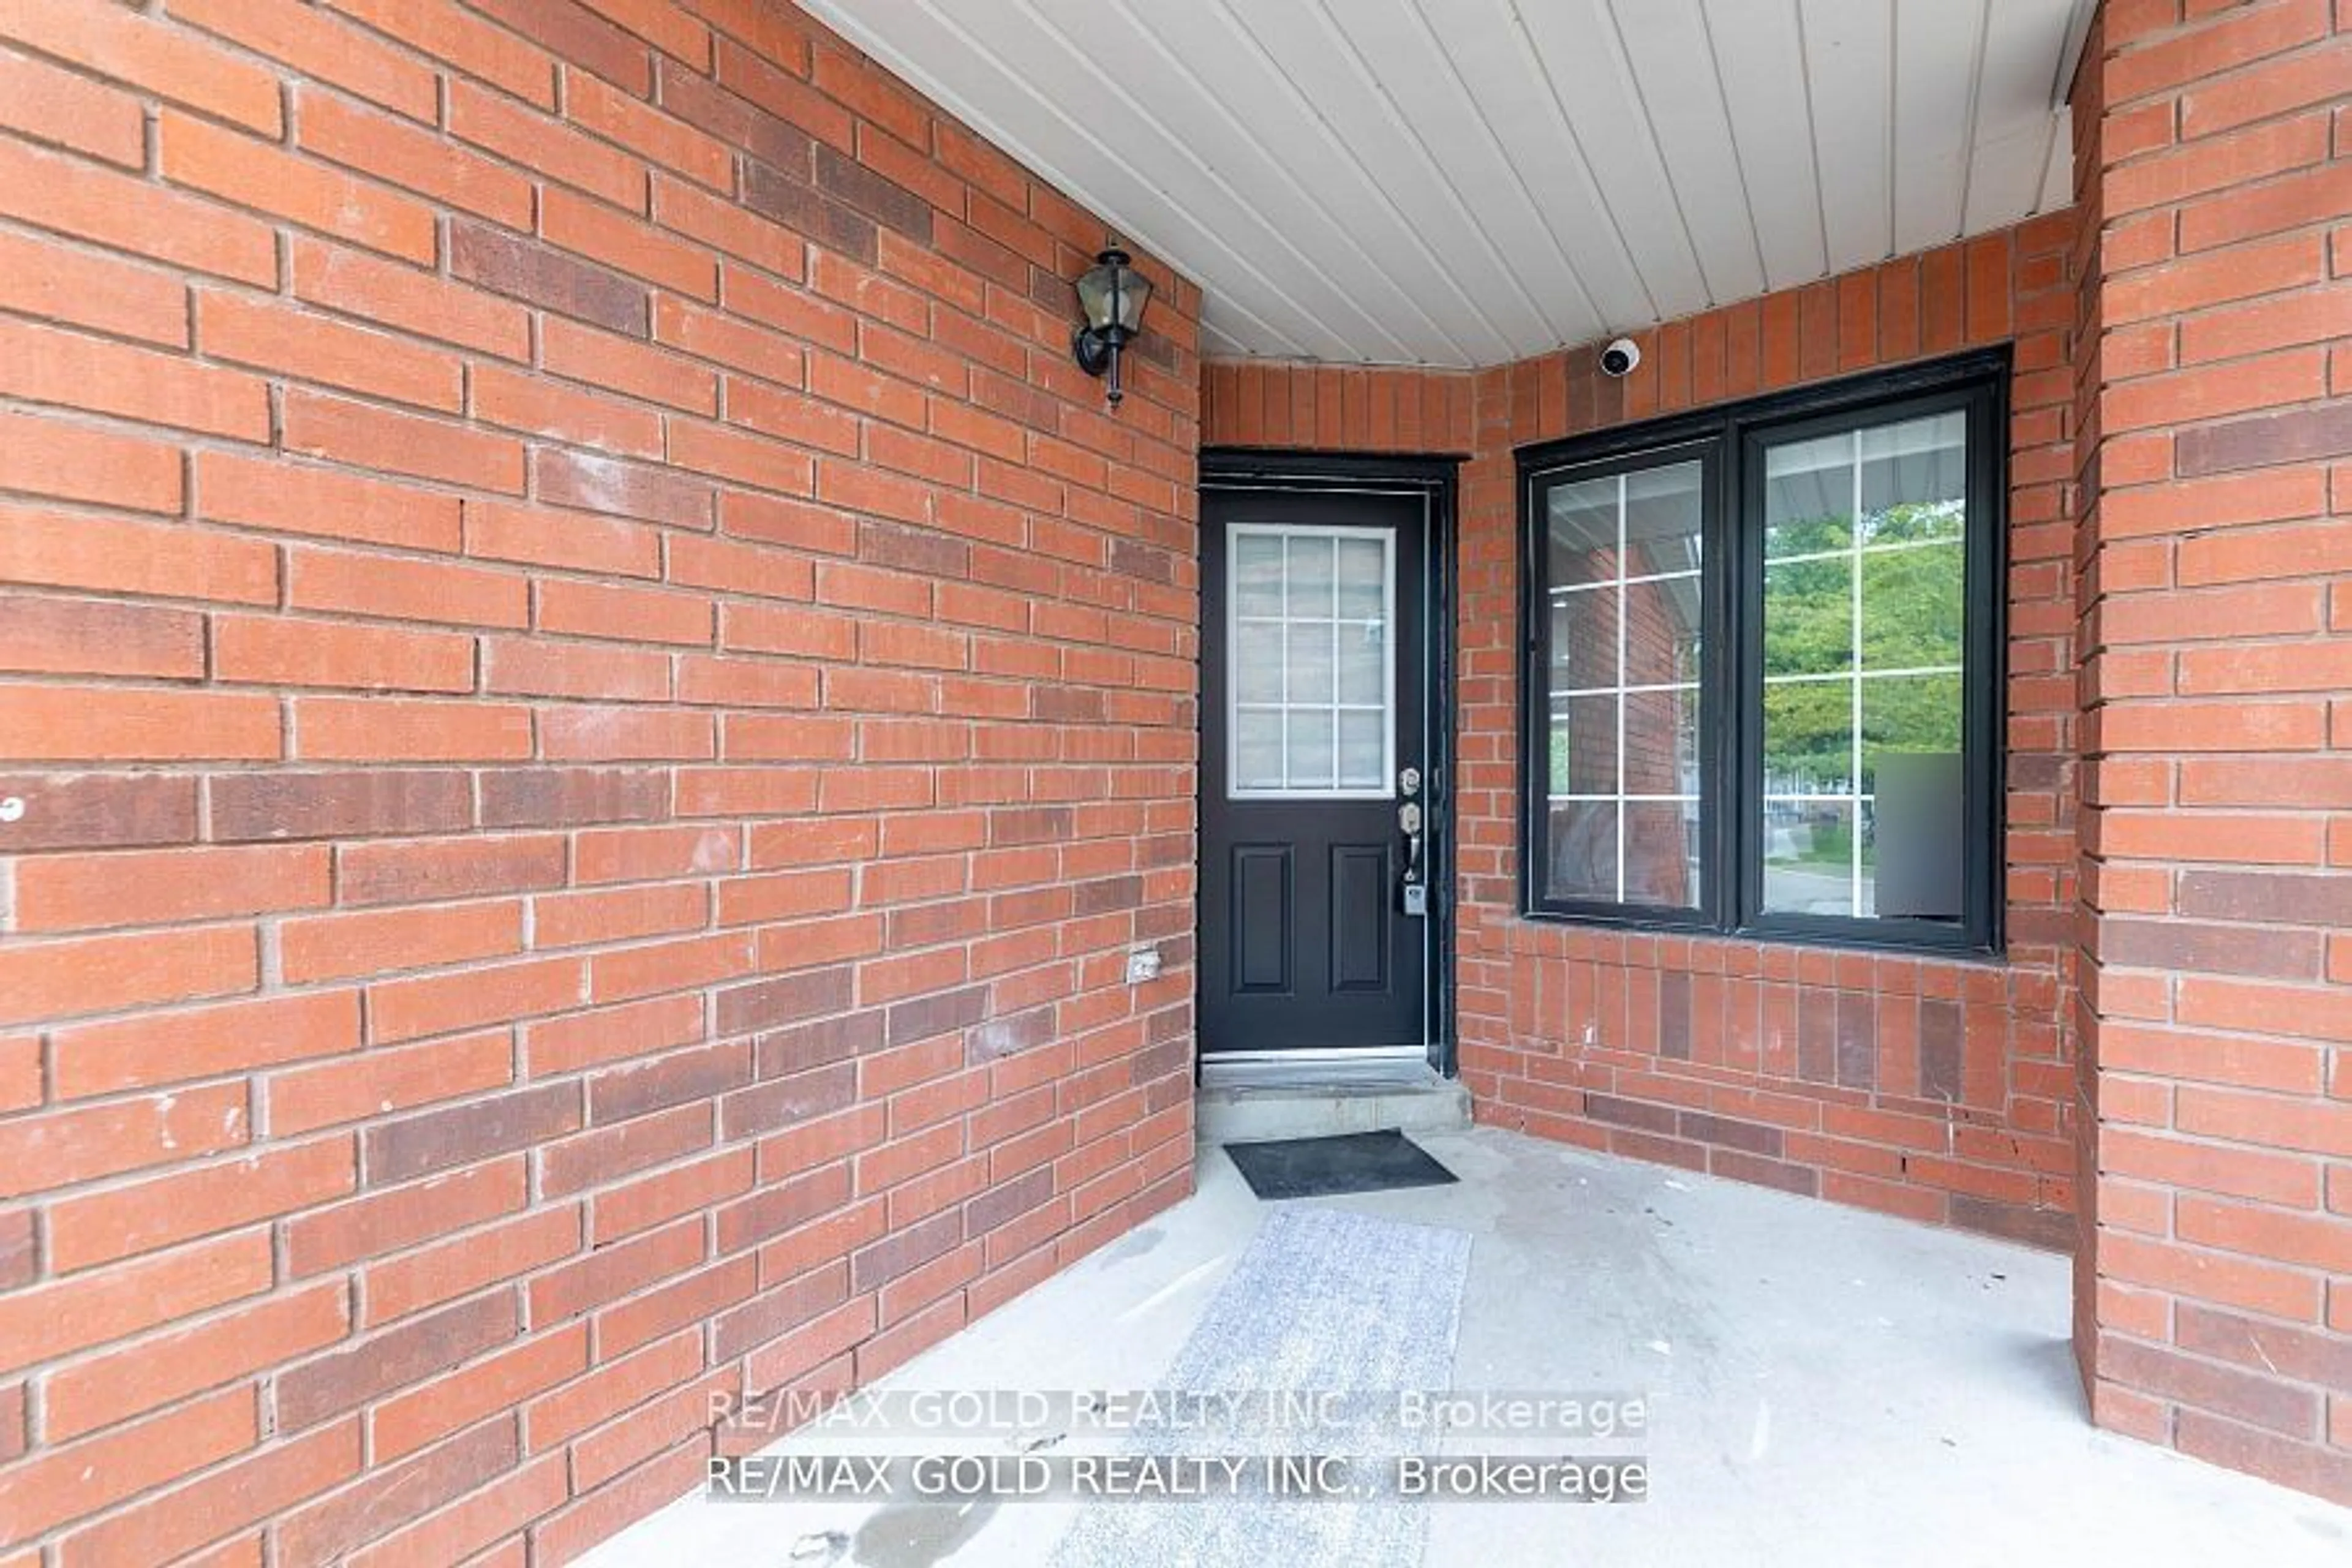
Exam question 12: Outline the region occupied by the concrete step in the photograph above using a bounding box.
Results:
[1196,1059,1471,1144]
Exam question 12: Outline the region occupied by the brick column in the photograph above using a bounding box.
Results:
[2075,0,2352,1504]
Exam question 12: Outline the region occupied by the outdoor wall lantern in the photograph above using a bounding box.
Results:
[1071,247,1152,405]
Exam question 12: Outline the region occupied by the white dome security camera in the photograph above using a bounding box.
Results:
[1599,337,1641,377]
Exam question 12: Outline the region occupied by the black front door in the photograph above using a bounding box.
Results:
[1199,484,1430,1055]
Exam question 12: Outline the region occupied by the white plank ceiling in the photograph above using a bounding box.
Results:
[804,0,2090,367]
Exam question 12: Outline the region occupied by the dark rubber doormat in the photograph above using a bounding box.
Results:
[1223,1128,1459,1200]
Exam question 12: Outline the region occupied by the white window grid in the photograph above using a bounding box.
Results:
[1759,427,1966,916]
[1226,522,1396,801]
[1544,469,1705,902]
[1763,530,1962,569]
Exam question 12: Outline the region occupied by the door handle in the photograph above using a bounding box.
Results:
[1398,799,1427,917]
[1397,767,1423,883]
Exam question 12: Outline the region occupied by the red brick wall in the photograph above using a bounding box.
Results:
[1205,211,2083,1248]
[0,1,1199,1561]
[2073,0,2352,1506]
[1200,361,1477,456]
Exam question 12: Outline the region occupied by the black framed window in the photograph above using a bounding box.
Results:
[1520,350,2006,955]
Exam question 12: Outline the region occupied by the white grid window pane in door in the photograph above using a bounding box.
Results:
[1227,523,1395,799]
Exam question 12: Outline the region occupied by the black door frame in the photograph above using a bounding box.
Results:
[1197,450,1460,1079]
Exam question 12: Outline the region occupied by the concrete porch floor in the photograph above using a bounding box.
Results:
[587,1126,2352,1567]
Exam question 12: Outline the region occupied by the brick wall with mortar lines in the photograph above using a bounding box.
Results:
[2071,0,2352,1507]
[1204,209,2083,1250]
[0,1,1202,1562]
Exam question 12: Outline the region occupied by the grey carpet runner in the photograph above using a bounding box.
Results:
[1049,1204,1474,1567]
